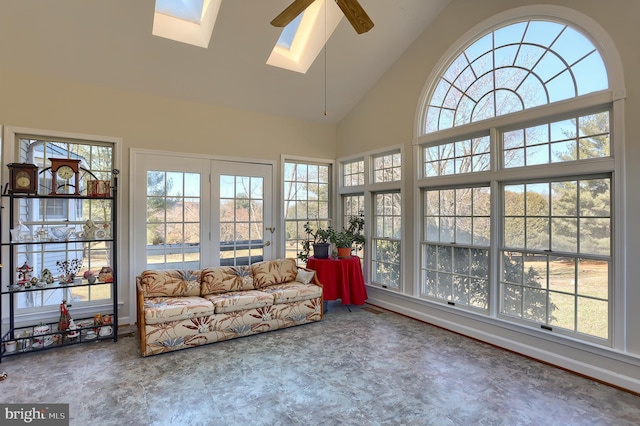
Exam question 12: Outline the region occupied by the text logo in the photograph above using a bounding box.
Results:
[1,404,69,425]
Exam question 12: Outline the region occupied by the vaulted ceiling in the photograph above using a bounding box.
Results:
[0,0,451,123]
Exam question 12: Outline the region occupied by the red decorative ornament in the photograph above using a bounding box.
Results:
[58,300,71,332]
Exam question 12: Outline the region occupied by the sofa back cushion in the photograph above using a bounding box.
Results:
[200,265,254,295]
[138,269,202,297]
[251,258,298,289]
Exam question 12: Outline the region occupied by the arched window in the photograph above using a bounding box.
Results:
[424,20,608,133]
[416,8,623,346]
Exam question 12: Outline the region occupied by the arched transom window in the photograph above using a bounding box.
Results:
[424,20,608,133]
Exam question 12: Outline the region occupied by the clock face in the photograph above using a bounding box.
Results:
[57,165,75,180]
[16,171,31,188]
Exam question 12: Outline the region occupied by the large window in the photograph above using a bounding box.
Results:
[283,160,332,263]
[339,148,403,289]
[15,137,115,311]
[501,178,610,339]
[418,18,614,344]
[421,186,490,309]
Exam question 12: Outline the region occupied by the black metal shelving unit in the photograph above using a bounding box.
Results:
[0,189,118,361]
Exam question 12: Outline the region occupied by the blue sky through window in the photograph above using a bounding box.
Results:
[156,0,204,24]
[277,13,304,50]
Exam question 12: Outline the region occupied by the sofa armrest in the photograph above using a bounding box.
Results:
[136,276,147,355]
[297,266,324,319]
[297,266,323,288]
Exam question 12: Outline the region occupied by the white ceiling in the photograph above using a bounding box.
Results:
[0,0,451,124]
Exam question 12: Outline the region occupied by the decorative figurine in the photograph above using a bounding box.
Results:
[98,266,113,283]
[58,300,71,332]
[93,314,103,333]
[16,261,33,284]
[67,319,80,340]
[35,227,50,242]
[41,268,54,284]
[83,219,98,239]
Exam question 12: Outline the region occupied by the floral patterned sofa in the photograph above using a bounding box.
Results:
[136,258,323,356]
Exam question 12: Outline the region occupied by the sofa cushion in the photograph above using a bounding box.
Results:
[203,290,274,314]
[143,296,214,325]
[139,269,202,297]
[262,282,323,304]
[251,258,298,289]
[295,269,315,284]
[200,265,254,295]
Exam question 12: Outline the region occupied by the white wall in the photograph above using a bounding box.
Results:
[337,0,640,392]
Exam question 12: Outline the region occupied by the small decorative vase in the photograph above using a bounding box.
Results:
[87,275,97,284]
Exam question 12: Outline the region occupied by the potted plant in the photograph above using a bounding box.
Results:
[298,222,335,262]
[331,213,365,258]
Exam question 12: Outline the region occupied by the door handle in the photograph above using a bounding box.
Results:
[264,241,271,246]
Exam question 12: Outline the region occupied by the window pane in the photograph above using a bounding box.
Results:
[372,192,401,289]
[343,159,364,186]
[373,152,401,183]
[504,111,610,168]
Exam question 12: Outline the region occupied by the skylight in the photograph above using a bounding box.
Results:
[156,0,204,24]
[152,0,221,48]
[277,13,304,50]
[267,0,343,74]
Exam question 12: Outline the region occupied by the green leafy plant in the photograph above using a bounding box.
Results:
[331,213,365,249]
[297,222,335,262]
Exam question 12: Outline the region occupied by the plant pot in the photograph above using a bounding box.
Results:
[337,247,352,259]
[312,243,331,259]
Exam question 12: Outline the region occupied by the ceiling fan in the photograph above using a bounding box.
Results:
[271,0,374,34]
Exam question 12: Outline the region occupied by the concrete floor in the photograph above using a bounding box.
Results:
[0,301,639,425]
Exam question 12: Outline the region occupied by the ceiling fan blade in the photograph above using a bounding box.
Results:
[335,0,374,34]
[271,0,317,27]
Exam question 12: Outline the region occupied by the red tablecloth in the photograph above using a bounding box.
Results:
[306,256,367,305]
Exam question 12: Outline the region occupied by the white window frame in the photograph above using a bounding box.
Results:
[2,126,122,326]
[338,145,404,291]
[413,5,626,348]
[281,155,334,264]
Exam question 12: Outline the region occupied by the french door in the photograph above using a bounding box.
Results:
[131,152,274,272]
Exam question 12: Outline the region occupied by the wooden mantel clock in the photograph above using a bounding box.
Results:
[7,163,39,195]
[49,158,81,195]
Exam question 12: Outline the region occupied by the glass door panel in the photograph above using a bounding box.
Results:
[213,162,273,266]
[133,153,273,274]
[146,170,202,269]
[219,175,265,266]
